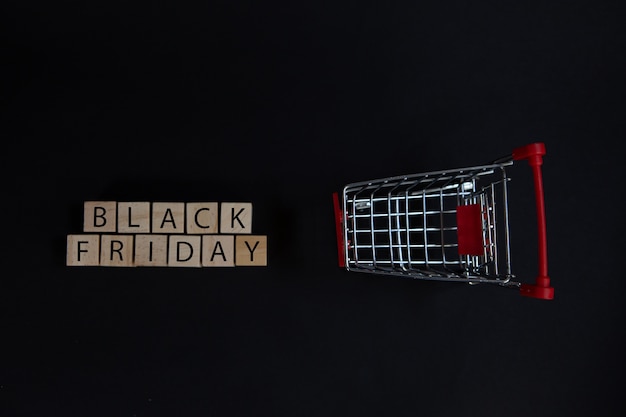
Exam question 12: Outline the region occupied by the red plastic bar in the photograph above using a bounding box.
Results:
[456,204,484,256]
[512,143,554,300]
[333,192,346,268]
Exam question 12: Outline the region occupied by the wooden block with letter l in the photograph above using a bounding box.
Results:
[235,235,267,266]
[67,234,100,266]
[118,202,151,233]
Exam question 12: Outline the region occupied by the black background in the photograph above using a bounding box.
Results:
[2,1,625,416]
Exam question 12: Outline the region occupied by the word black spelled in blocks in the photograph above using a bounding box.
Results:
[67,201,267,267]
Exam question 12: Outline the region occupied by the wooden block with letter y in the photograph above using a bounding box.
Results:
[235,235,267,266]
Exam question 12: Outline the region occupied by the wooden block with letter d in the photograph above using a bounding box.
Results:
[168,235,202,267]
[235,235,267,266]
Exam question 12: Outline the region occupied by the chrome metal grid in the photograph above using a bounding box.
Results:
[341,163,514,285]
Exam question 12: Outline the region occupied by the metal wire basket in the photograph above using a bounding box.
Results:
[333,143,554,300]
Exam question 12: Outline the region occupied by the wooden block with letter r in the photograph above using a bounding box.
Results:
[100,235,134,267]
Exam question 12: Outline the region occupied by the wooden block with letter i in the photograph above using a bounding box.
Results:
[135,234,168,266]
[235,235,267,266]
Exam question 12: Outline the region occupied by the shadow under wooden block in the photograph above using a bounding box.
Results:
[83,201,117,233]
[202,235,235,267]
[118,202,151,233]
[187,202,219,234]
[67,234,100,266]
[153,202,185,234]
[220,202,252,234]
[100,235,134,267]
[235,235,267,266]
[135,234,168,266]
[168,235,202,267]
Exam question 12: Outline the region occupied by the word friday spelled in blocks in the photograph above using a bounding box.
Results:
[66,201,267,267]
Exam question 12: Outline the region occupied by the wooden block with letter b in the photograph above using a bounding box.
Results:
[83,201,116,233]
[235,235,267,266]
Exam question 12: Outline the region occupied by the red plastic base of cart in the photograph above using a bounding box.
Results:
[520,276,554,300]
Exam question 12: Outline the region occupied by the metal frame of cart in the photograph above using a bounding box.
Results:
[333,142,554,300]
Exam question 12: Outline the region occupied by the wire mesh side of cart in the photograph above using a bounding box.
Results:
[338,161,518,286]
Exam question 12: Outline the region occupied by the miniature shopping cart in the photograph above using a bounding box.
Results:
[333,142,554,300]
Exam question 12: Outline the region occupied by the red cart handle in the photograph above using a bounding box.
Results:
[512,143,554,300]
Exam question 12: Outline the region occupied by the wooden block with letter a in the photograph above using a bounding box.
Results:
[202,235,235,267]
[235,235,267,266]
[153,202,185,234]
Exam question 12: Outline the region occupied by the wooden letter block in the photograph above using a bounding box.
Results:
[134,234,168,266]
[118,202,151,233]
[83,201,116,232]
[186,202,219,234]
[67,234,100,266]
[153,202,185,234]
[202,235,234,267]
[168,235,201,267]
[100,235,134,267]
[220,202,252,234]
[235,235,267,266]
